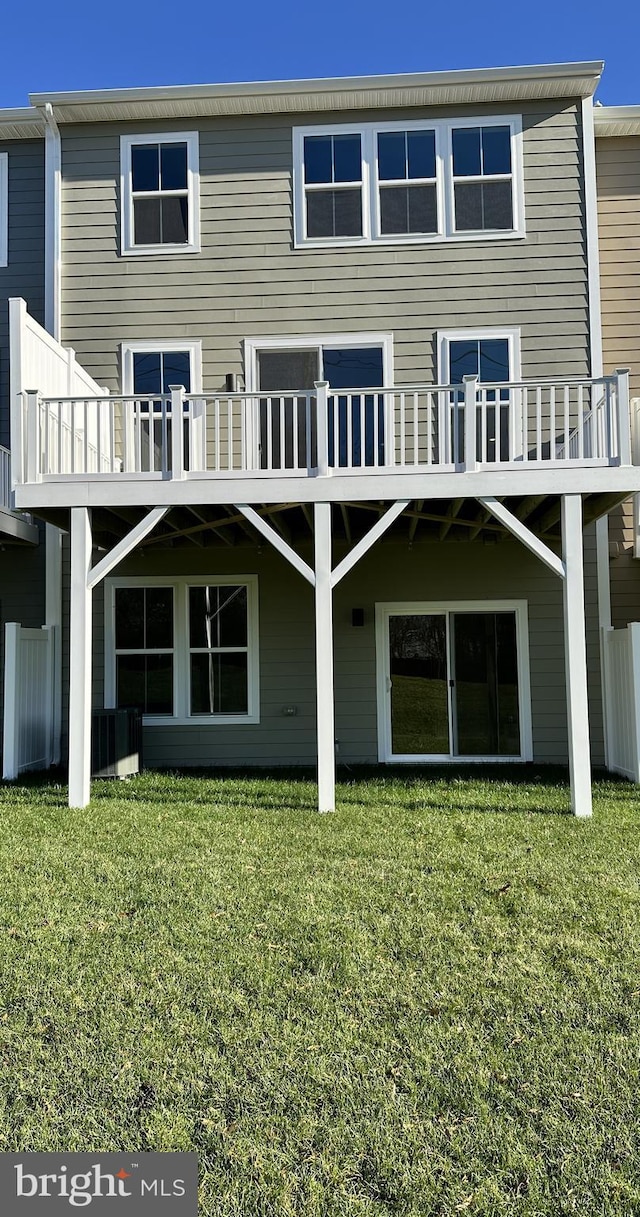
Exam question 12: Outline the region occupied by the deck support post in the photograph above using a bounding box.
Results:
[562,494,592,818]
[314,501,335,812]
[68,507,92,809]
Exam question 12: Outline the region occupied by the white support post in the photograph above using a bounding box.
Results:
[68,507,92,809]
[562,494,592,818]
[170,385,186,479]
[463,374,478,471]
[315,380,330,477]
[615,369,631,465]
[25,390,40,484]
[314,502,335,813]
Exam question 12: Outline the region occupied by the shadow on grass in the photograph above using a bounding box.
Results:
[0,763,632,820]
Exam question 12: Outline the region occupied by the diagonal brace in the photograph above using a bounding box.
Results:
[331,499,411,587]
[236,504,315,586]
[478,496,566,580]
[87,506,169,590]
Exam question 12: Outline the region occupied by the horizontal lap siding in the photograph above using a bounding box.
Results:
[60,531,604,770]
[0,140,45,448]
[596,135,640,625]
[59,101,589,387]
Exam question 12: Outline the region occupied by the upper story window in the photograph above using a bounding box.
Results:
[0,153,8,267]
[120,132,200,256]
[293,116,524,248]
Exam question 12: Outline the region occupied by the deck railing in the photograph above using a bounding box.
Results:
[16,372,632,483]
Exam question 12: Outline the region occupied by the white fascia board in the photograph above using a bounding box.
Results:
[28,61,604,123]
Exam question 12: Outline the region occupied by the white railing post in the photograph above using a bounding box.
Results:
[25,389,41,483]
[615,369,632,465]
[315,380,330,476]
[170,385,186,479]
[463,374,478,470]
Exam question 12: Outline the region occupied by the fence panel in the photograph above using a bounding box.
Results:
[2,623,54,780]
[603,623,640,781]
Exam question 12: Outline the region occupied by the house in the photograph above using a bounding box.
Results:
[1,61,639,815]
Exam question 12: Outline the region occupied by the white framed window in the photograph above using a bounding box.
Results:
[104,575,260,726]
[121,338,204,471]
[0,153,8,267]
[438,327,521,463]
[293,116,524,248]
[120,132,200,255]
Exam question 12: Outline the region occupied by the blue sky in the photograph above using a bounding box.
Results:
[1,0,636,107]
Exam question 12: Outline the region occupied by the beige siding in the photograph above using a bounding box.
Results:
[59,101,590,389]
[60,531,604,770]
[596,135,640,624]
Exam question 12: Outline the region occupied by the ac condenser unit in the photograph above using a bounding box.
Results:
[91,708,142,778]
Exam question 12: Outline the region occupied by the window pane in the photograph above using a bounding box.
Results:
[145,588,173,649]
[378,132,406,181]
[454,181,483,230]
[190,652,248,714]
[481,180,513,229]
[131,144,159,192]
[482,126,511,175]
[189,585,247,649]
[257,349,318,391]
[333,134,361,182]
[452,127,481,176]
[306,190,333,238]
[479,339,510,383]
[115,587,145,649]
[333,189,362,236]
[307,189,362,238]
[304,136,332,184]
[389,614,449,755]
[408,184,437,232]
[161,351,191,394]
[133,352,162,396]
[133,197,161,244]
[160,196,188,243]
[117,654,173,715]
[160,143,188,190]
[323,347,383,389]
[449,340,479,384]
[408,130,436,179]
[380,186,409,233]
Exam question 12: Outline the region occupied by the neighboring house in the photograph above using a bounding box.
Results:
[2,61,640,814]
[595,107,640,627]
[0,108,48,776]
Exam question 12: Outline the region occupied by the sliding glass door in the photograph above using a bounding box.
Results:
[380,603,529,761]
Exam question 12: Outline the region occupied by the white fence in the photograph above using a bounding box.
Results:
[602,622,640,782]
[9,296,110,485]
[2,623,55,779]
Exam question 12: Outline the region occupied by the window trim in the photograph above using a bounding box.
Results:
[375,598,533,763]
[120,131,200,256]
[293,115,525,249]
[0,153,7,267]
[105,574,260,726]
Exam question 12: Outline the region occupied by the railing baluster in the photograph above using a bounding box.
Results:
[215,399,220,472]
[228,397,233,470]
[347,391,353,470]
[279,396,286,469]
[240,397,246,471]
[413,392,418,466]
[306,393,312,471]
[266,397,273,472]
[536,387,542,462]
[549,387,556,462]
[578,384,584,460]
[399,392,405,465]
[564,385,570,457]
[372,392,379,468]
[335,393,341,468]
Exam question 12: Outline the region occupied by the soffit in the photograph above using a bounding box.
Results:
[595,106,640,138]
[29,62,603,125]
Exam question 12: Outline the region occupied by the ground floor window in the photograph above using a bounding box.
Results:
[105,575,259,725]
[376,600,532,762]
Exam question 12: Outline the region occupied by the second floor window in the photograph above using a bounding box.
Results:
[121,132,200,255]
[293,116,524,247]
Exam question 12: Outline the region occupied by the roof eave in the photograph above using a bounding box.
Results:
[595,104,640,138]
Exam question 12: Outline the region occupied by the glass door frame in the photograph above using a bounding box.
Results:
[243,332,394,471]
[375,599,533,763]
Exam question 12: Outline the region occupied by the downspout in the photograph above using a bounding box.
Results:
[42,101,63,766]
[582,93,611,770]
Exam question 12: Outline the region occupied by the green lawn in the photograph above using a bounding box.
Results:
[0,770,639,1216]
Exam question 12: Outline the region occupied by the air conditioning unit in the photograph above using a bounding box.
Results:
[91,708,142,778]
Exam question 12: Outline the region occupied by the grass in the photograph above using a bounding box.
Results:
[0,768,639,1215]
